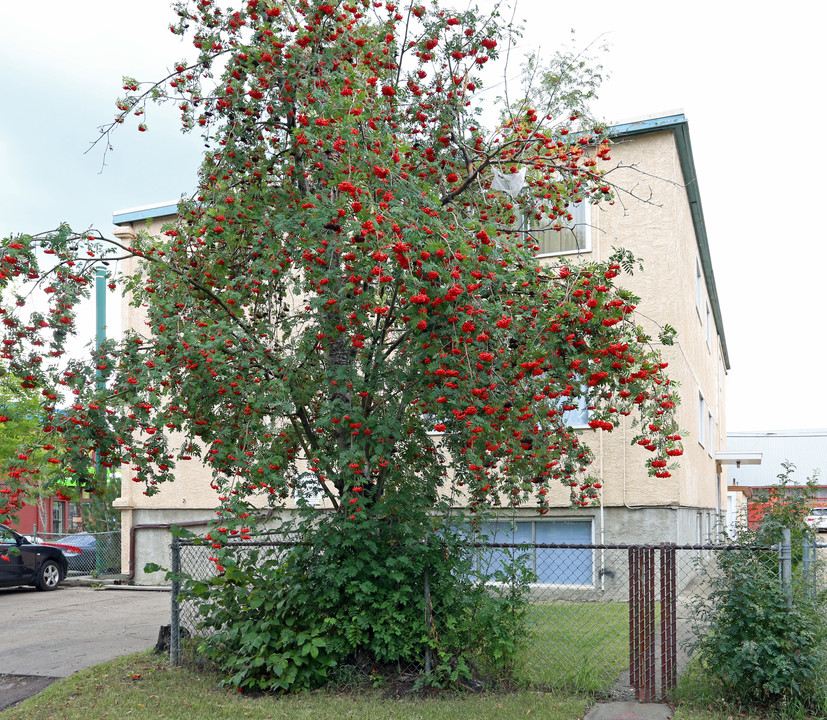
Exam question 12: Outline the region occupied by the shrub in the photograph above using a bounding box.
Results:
[182,512,534,692]
[686,462,827,710]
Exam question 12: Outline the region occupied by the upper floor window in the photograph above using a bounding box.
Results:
[698,392,706,448]
[531,201,590,257]
[559,392,590,428]
[537,378,590,429]
[705,301,712,347]
[708,412,714,457]
[696,258,703,317]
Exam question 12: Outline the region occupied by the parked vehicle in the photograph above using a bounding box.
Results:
[0,524,68,591]
[51,533,97,573]
[805,507,827,532]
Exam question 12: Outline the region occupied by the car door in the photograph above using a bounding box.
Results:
[0,527,35,586]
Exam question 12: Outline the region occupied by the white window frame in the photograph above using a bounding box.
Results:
[696,258,703,318]
[531,200,592,258]
[698,392,706,448]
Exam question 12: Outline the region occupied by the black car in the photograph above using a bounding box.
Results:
[0,524,68,591]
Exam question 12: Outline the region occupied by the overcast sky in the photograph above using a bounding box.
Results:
[1,0,824,433]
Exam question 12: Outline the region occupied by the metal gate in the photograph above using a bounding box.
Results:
[628,544,677,701]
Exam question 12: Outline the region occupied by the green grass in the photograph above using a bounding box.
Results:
[0,652,592,720]
[522,601,629,694]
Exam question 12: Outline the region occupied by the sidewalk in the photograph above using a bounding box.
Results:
[584,700,672,719]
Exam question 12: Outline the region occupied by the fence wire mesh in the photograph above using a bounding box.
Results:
[169,536,817,700]
[35,530,122,576]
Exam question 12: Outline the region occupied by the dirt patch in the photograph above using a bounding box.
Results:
[0,674,60,711]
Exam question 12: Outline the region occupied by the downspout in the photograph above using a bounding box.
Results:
[599,428,605,593]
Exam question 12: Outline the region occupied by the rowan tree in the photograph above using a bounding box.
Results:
[1,0,682,686]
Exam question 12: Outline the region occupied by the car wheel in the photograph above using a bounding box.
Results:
[35,560,61,591]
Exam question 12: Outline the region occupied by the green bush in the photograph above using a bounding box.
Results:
[686,462,827,711]
[183,512,534,692]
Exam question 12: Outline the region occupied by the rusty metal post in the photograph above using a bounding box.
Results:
[660,544,677,695]
[629,547,640,693]
[641,547,655,702]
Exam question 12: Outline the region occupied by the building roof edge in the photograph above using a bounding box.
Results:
[609,114,730,370]
[113,201,179,225]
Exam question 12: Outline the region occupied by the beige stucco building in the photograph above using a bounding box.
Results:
[113,112,730,583]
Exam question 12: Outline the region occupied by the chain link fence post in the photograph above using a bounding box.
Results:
[803,537,815,599]
[780,529,792,609]
[170,535,182,667]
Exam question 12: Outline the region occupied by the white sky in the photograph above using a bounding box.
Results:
[1,0,824,433]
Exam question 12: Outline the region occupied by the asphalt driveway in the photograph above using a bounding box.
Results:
[0,582,170,709]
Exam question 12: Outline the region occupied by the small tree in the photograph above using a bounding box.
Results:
[2,0,683,687]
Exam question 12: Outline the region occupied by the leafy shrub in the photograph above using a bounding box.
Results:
[687,462,827,710]
[182,511,534,692]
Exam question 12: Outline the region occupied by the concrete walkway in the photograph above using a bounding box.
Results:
[584,700,672,719]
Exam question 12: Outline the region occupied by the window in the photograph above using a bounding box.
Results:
[531,201,590,257]
[696,258,703,316]
[707,412,714,457]
[51,501,65,535]
[538,379,590,428]
[705,301,711,347]
[698,393,706,447]
[293,471,325,507]
[422,412,451,435]
[0,527,16,545]
[478,519,593,585]
[561,392,589,428]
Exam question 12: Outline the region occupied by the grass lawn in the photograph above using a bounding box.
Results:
[523,601,628,694]
[1,651,805,720]
[0,652,592,720]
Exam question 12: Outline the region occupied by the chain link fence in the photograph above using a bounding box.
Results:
[34,530,122,576]
[168,534,821,700]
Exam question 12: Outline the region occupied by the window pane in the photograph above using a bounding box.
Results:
[52,502,65,535]
[293,472,324,506]
[533,202,588,255]
[535,521,592,584]
[561,393,589,427]
[478,521,532,580]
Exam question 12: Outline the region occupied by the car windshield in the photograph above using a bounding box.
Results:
[0,527,19,544]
